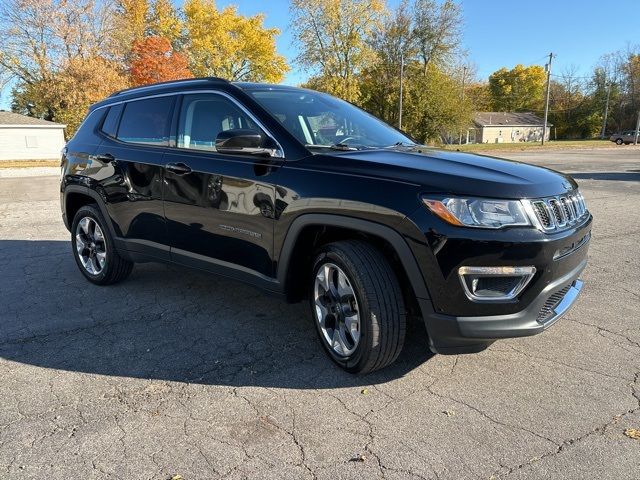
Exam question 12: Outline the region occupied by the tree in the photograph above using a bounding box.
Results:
[49,56,129,134]
[412,0,462,74]
[488,64,546,112]
[0,0,127,135]
[116,0,150,43]
[357,0,469,142]
[593,46,640,132]
[466,82,492,112]
[184,0,288,82]
[359,0,413,127]
[402,64,472,143]
[148,0,183,47]
[290,0,384,102]
[130,36,192,86]
[12,56,129,135]
[0,0,121,84]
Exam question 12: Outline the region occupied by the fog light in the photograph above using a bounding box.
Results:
[458,266,536,302]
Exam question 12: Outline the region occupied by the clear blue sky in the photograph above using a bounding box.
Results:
[1,0,637,109]
[217,0,639,83]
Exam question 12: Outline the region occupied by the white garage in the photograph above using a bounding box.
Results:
[0,111,66,161]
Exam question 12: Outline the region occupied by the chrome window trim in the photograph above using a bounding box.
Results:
[91,89,285,158]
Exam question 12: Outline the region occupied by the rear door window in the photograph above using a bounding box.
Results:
[117,96,175,146]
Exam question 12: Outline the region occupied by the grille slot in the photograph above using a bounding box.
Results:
[560,197,575,223]
[548,199,566,227]
[537,283,573,323]
[528,192,588,232]
[532,201,553,228]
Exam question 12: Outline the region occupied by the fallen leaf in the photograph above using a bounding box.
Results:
[170,475,184,480]
[350,453,366,462]
[361,388,369,395]
[443,410,455,417]
[624,428,640,440]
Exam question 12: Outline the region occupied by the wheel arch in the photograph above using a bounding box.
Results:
[277,214,431,315]
[63,185,118,239]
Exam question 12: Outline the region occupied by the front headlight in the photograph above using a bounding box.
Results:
[423,197,531,229]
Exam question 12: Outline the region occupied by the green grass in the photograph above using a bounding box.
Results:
[0,159,60,168]
[441,139,617,153]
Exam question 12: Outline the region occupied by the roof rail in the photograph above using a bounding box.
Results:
[109,77,229,97]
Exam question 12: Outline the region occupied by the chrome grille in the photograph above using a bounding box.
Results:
[526,192,588,232]
[532,201,552,228]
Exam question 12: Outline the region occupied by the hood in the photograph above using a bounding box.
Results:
[311,148,577,199]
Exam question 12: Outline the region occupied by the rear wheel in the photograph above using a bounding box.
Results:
[71,205,133,285]
[310,240,406,374]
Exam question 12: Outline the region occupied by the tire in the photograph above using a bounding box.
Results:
[309,240,406,374]
[71,204,133,285]
[616,138,623,145]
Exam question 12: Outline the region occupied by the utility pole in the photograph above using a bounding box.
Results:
[600,82,612,139]
[398,49,404,130]
[459,66,467,144]
[541,52,554,146]
[634,110,640,146]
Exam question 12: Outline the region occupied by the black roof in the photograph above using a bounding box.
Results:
[109,77,228,97]
[91,77,230,110]
[232,82,303,91]
[90,78,309,112]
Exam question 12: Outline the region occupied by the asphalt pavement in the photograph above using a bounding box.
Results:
[0,147,638,479]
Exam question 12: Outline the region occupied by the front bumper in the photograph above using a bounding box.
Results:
[404,207,592,354]
[420,257,586,354]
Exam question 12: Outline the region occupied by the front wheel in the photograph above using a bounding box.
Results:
[616,138,623,145]
[310,240,406,374]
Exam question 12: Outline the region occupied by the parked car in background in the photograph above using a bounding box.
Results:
[610,130,638,145]
[59,78,592,373]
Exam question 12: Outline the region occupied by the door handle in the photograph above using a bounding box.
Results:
[95,153,115,163]
[165,162,192,175]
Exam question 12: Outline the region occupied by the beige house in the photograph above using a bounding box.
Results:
[471,112,551,144]
[0,111,66,160]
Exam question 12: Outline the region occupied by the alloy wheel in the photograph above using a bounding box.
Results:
[75,217,107,275]
[313,262,361,356]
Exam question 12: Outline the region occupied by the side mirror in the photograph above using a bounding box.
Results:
[215,129,280,157]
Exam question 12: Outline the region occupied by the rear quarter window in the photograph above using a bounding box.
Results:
[101,104,123,138]
[117,96,175,146]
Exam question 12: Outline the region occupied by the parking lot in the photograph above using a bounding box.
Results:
[0,148,638,479]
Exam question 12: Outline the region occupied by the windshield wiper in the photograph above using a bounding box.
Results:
[384,141,418,149]
[305,143,360,151]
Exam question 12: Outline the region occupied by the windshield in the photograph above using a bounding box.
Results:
[246,88,415,150]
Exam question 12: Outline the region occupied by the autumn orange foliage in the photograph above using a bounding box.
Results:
[130,36,192,86]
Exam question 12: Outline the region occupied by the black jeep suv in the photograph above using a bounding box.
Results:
[60,78,591,373]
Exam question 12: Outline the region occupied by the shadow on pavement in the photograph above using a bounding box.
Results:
[569,171,640,181]
[0,240,434,389]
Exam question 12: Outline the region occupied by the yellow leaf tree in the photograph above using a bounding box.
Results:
[183,0,288,82]
[149,0,183,46]
[47,56,129,136]
[488,64,546,112]
[117,0,149,42]
[291,0,384,102]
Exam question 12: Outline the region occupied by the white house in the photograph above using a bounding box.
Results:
[0,111,66,160]
[471,112,551,144]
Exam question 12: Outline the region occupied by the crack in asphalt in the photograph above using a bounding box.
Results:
[492,370,640,478]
